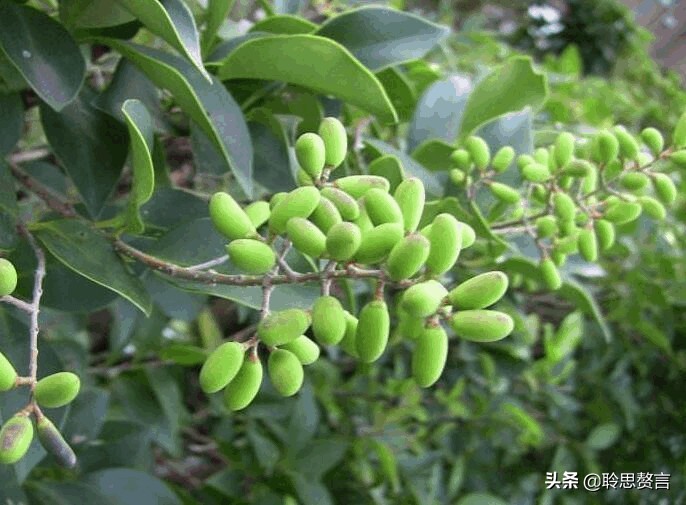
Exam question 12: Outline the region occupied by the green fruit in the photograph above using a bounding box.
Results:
[620,172,649,191]
[521,162,550,183]
[450,149,471,170]
[223,356,263,411]
[355,223,403,264]
[594,219,615,250]
[244,201,270,228]
[461,223,476,248]
[269,187,321,234]
[209,192,257,241]
[268,349,303,397]
[532,184,548,204]
[603,201,642,225]
[320,187,360,220]
[564,159,593,178]
[227,239,276,274]
[464,136,490,170]
[393,178,425,232]
[539,258,562,290]
[449,168,466,185]
[673,111,686,148]
[0,415,33,464]
[641,127,664,155]
[334,175,390,199]
[412,325,448,388]
[553,192,576,222]
[286,217,327,258]
[669,150,686,168]
[326,222,362,261]
[355,300,390,363]
[536,216,558,238]
[578,228,598,262]
[595,130,619,164]
[199,341,245,394]
[258,309,311,347]
[386,233,430,280]
[551,250,567,267]
[339,311,359,357]
[295,132,326,179]
[491,146,515,173]
[426,214,462,275]
[558,175,573,190]
[309,196,342,233]
[36,416,76,468]
[364,188,404,226]
[395,309,425,341]
[448,271,508,309]
[352,203,374,234]
[35,372,80,408]
[400,280,448,318]
[554,132,575,168]
[449,310,514,342]
[639,196,667,220]
[0,259,17,297]
[652,173,677,205]
[312,296,346,345]
[269,192,287,209]
[613,126,640,160]
[318,117,347,168]
[0,352,17,392]
[534,147,549,165]
[280,336,320,365]
[296,168,314,186]
[517,154,535,169]
[555,232,579,254]
[489,182,520,204]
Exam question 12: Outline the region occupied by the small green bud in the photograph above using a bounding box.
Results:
[613,126,640,160]
[223,356,263,411]
[669,150,686,168]
[386,233,430,281]
[620,172,650,191]
[594,219,615,250]
[199,341,245,394]
[355,300,390,363]
[450,149,471,171]
[553,192,576,222]
[595,130,619,164]
[603,201,642,225]
[521,162,551,182]
[447,271,508,309]
[280,336,320,365]
[286,217,327,258]
[536,216,558,238]
[312,296,346,345]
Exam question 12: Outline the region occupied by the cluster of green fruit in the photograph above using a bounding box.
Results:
[200,117,514,409]
[449,114,684,290]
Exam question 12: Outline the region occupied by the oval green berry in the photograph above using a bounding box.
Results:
[517,154,535,169]
[309,196,342,233]
[36,416,76,468]
[401,280,448,318]
[603,201,642,225]
[339,311,358,357]
[521,162,551,183]
[564,159,593,178]
[199,341,245,394]
[312,295,346,345]
[613,126,640,160]
[595,130,619,164]
[270,192,287,209]
[641,127,664,155]
[353,203,374,234]
[280,336,320,365]
[620,172,649,191]
[295,132,326,179]
[554,132,575,168]
[539,258,562,290]
[489,182,520,204]
[492,146,515,173]
[227,239,276,274]
[209,192,257,241]
[386,233,430,281]
[578,228,598,262]
[268,349,303,397]
[355,300,390,363]
[426,214,462,275]
[669,150,686,168]
[364,188,404,226]
[449,310,514,342]
[393,177,425,232]
[461,223,476,248]
[355,223,403,264]
[464,136,490,170]
[35,372,80,408]
[412,325,448,388]
[0,259,17,297]
[318,117,347,168]
[449,168,466,185]
[296,168,314,187]
[269,186,321,234]
[223,356,263,411]
[0,352,17,392]
[334,175,390,199]
[448,271,508,309]
[286,217,327,258]
[326,222,362,261]
[244,201,270,228]
[450,149,471,170]
[0,415,34,464]
[652,173,677,205]
[553,192,576,222]
[395,309,425,341]
[258,309,311,347]
[536,215,558,238]
[673,111,686,148]
[639,196,666,220]
[534,147,549,165]
[320,187,360,220]
[594,219,615,251]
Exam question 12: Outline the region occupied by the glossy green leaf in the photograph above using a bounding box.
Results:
[159,343,207,365]
[206,32,267,63]
[33,219,152,315]
[0,93,22,156]
[86,469,182,505]
[367,154,404,192]
[0,161,17,216]
[27,482,116,505]
[0,2,85,111]
[315,6,449,71]
[376,67,416,122]
[217,35,397,123]
[411,139,456,171]
[202,0,235,54]
[251,14,316,34]
[60,0,135,29]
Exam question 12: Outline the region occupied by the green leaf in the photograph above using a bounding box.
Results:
[368,155,405,192]
[206,32,267,63]
[121,99,155,234]
[248,424,281,475]
[545,311,583,364]
[0,161,18,216]
[458,56,548,139]
[0,92,22,155]
[159,343,207,365]
[558,278,612,343]
[115,0,209,80]
[60,0,136,29]
[0,2,85,111]
[33,219,152,315]
[216,35,397,123]
[250,14,317,34]
[288,473,333,505]
[105,40,254,197]
[249,112,296,193]
[40,89,129,217]
[202,0,235,54]
[375,67,416,122]
[27,482,116,505]
[586,423,621,450]
[411,139,456,171]
[86,469,182,505]
[315,6,449,71]
[457,493,508,505]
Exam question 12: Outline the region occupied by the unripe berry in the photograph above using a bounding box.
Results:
[0,415,33,464]
[555,232,579,254]
[539,258,562,290]
[320,187,360,220]
[295,132,326,179]
[594,219,615,250]
[558,175,574,190]
[449,168,466,185]
[603,201,642,225]
[461,223,476,248]
[268,349,303,397]
[296,168,314,187]
[353,203,374,234]
[326,222,362,261]
[564,159,593,178]
[280,336,320,365]
[449,310,513,342]
[309,196,342,233]
[554,132,575,169]
[669,150,686,168]
[652,173,677,205]
[258,309,311,347]
[395,309,425,341]
[355,223,403,264]
[578,228,598,262]
[400,280,448,318]
[595,130,619,164]
[553,192,576,222]
[639,196,667,220]
[244,201,270,228]
[386,233,430,280]
[426,214,462,275]
[364,188,404,226]
[536,216,558,238]
[227,239,276,274]
[393,178,425,232]
[412,325,448,388]
[36,416,76,468]
[613,126,640,160]
[517,154,535,169]
[492,146,515,173]
[339,311,359,357]
[464,136,490,170]
[0,352,17,392]
[35,372,80,408]
[286,217,327,258]
[489,182,520,204]
[318,117,347,168]
[269,187,321,234]
[641,127,664,155]
[269,192,287,209]
[209,192,256,241]
[355,300,390,363]
[531,184,549,204]
[551,250,567,267]
[620,172,649,191]
[673,111,686,148]
[223,356,263,411]
[334,175,390,199]
[199,341,245,394]
[534,147,549,165]
[450,149,471,171]
[447,271,508,309]
[312,295,346,345]
[521,162,550,183]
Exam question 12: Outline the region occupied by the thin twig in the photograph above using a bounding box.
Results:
[0,295,33,313]
[186,255,229,271]
[8,162,77,218]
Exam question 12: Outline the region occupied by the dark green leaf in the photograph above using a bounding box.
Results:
[250,15,316,34]
[457,493,508,505]
[86,468,182,505]
[60,0,135,29]
[375,67,416,122]
[0,92,22,155]
[202,0,235,54]
[248,424,281,474]
[250,118,295,193]
[206,32,268,63]
[27,482,116,505]
[0,161,18,215]
[160,343,207,365]
[411,139,456,171]
[586,423,621,450]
